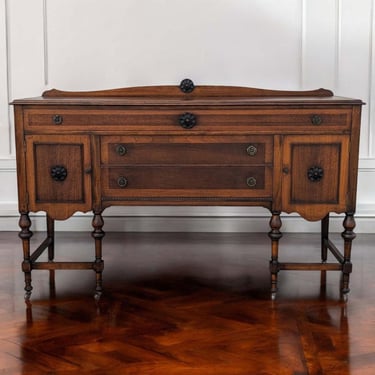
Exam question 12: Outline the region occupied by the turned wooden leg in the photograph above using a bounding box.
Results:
[268,211,282,300]
[319,214,330,294]
[46,215,56,293]
[19,212,33,300]
[341,212,355,301]
[46,215,55,261]
[92,211,105,301]
[321,214,329,262]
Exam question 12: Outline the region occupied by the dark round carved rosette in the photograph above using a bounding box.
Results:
[179,79,195,93]
[311,114,323,125]
[307,166,324,182]
[179,112,197,129]
[52,115,63,125]
[50,165,68,181]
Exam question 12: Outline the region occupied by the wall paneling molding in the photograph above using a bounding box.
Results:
[1,0,374,232]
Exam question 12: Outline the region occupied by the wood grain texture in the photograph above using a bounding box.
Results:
[0,231,374,374]
[41,85,335,98]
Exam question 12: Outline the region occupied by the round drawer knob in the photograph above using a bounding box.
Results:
[52,115,63,125]
[246,176,257,188]
[50,165,67,181]
[307,166,324,182]
[311,115,323,125]
[179,113,197,129]
[246,145,258,156]
[117,176,128,188]
[115,144,127,156]
[179,78,195,93]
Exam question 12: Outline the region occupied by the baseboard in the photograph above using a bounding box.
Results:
[0,204,374,233]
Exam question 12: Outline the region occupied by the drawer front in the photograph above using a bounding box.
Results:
[101,135,273,165]
[101,166,272,199]
[24,107,351,132]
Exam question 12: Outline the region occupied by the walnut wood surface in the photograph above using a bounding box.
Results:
[42,85,335,98]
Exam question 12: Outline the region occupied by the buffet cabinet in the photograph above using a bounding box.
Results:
[12,80,363,301]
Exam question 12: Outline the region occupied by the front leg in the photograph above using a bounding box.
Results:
[19,212,33,300]
[321,214,329,262]
[268,211,282,300]
[341,212,355,301]
[92,211,105,301]
[46,215,56,293]
[46,215,55,261]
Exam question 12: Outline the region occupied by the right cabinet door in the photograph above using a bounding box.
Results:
[281,135,350,221]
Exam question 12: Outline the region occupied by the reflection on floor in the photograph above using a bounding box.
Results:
[0,231,374,374]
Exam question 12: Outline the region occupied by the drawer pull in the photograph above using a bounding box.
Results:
[50,165,67,181]
[117,176,128,188]
[179,113,197,129]
[246,145,258,156]
[311,114,323,125]
[52,115,63,125]
[115,144,127,156]
[307,166,324,182]
[246,176,257,188]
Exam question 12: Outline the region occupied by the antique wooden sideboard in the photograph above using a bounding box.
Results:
[12,79,363,301]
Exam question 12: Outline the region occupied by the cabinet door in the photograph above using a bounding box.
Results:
[281,135,349,221]
[26,135,92,220]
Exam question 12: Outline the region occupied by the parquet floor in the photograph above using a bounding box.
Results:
[0,231,374,374]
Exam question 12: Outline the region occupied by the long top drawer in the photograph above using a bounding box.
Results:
[23,106,353,133]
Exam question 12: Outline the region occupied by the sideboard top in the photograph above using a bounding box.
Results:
[11,80,364,106]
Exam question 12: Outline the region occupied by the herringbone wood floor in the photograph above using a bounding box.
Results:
[0,231,374,374]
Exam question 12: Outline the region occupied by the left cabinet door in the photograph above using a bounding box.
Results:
[25,135,92,220]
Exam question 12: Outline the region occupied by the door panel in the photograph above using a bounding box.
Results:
[282,135,349,221]
[26,135,92,219]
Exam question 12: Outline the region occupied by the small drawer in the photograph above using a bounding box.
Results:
[101,165,272,199]
[101,135,273,165]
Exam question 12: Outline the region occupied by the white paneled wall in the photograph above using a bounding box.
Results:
[1,0,374,232]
